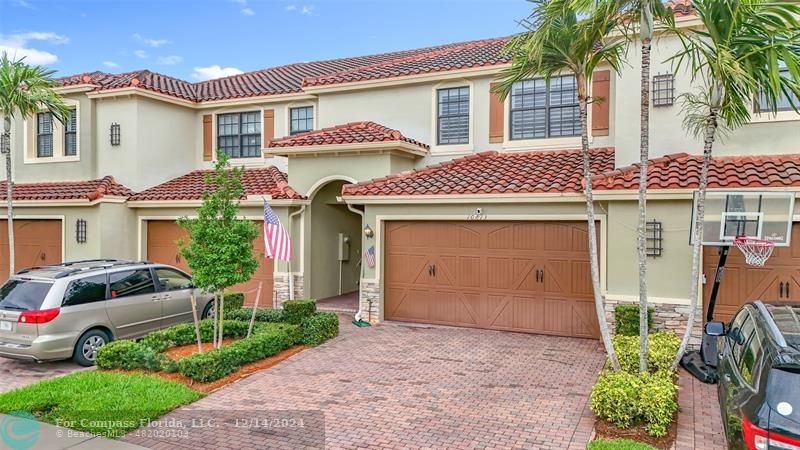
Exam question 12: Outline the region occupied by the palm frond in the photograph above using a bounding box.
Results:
[0,53,69,125]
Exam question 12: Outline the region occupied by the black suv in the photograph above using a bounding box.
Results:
[715,301,800,450]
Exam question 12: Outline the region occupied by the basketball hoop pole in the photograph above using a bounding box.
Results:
[705,246,729,323]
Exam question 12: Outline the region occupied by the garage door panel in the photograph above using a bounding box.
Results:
[572,301,601,339]
[0,220,62,284]
[385,220,598,338]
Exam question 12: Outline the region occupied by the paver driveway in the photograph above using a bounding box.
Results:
[0,358,87,394]
[124,316,604,449]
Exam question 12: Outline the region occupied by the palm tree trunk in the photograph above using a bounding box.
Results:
[671,106,719,370]
[3,116,13,277]
[638,38,652,374]
[580,80,620,371]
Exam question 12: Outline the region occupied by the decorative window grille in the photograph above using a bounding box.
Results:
[646,220,664,257]
[110,123,121,146]
[652,73,675,107]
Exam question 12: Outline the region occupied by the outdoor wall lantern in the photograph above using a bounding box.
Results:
[363,224,374,239]
[110,123,121,146]
[76,219,87,244]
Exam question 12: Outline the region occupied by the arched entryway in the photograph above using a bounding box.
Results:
[308,179,362,306]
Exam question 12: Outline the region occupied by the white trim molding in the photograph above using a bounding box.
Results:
[429,79,475,155]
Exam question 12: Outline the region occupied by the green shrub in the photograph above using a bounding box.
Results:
[591,370,644,429]
[612,331,681,374]
[223,292,245,311]
[225,307,285,323]
[640,371,679,437]
[96,340,161,371]
[282,299,316,324]
[177,323,299,382]
[300,313,339,346]
[587,439,657,450]
[615,304,654,336]
[590,370,679,438]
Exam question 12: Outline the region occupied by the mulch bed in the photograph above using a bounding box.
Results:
[112,341,308,394]
[594,414,678,450]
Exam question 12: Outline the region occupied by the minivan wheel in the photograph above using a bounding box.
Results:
[73,329,109,367]
[202,302,215,320]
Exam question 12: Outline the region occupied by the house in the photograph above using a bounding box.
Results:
[3,2,799,342]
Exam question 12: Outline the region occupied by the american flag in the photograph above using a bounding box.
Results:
[365,245,376,268]
[263,202,291,261]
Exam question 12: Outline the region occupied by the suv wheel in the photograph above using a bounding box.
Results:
[73,329,109,366]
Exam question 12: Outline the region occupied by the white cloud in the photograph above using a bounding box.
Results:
[132,33,168,48]
[285,4,297,11]
[301,5,314,15]
[240,7,255,16]
[134,50,148,59]
[10,0,32,8]
[0,31,69,65]
[103,61,120,69]
[191,65,244,81]
[157,55,183,65]
[285,4,315,15]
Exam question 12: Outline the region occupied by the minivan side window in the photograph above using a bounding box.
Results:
[154,268,192,292]
[108,270,156,299]
[62,274,107,307]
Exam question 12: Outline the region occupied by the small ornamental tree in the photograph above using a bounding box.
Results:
[178,152,259,349]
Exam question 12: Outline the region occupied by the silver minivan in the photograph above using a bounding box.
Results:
[0,260,214,366]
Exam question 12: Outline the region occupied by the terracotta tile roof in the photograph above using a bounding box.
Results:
[269,121,429,151]
[667,0,695,17]
[0,176,132,201]
[302,37,511,87]
[129,166,305,201]
[591,152,800,190]
[342,148,615,197]
[57,37,511,102]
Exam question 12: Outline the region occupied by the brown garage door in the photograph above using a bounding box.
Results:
[147,220,274,306]
[704,223,800,322]
[384,221,600,338]
[0,220,62,283]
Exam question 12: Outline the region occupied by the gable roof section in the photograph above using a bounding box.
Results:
[129,166,305,201]
[268,121,429,151]
[0,176,132,201]
[592,152,800,190]
[342,147,614,197]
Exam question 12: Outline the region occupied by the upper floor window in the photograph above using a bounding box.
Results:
[289,106,313,135]
[64,109,77,156]
[757,66,798,113]
[437,86,470,145]
[36,113,53,157]
[510,75,579,140]
[217,111,261,158]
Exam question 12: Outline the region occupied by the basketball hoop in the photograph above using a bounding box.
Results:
[733,236,775,267]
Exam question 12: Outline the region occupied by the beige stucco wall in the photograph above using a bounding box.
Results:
[287,153,416,197]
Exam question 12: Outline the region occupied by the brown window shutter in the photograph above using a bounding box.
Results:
[263,109,274,148]
[591,70,611,137]
[488,82,504,143]
[202,114,213,161]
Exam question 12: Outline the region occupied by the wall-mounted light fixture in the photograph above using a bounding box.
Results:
[363,224,374,239]
[110,123,121,146]
[76,219,87,244]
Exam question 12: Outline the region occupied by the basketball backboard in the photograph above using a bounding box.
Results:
[691,190,795,246]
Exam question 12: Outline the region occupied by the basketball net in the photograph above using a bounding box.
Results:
[733,236,774,267]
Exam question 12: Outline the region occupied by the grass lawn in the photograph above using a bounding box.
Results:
[587,438,658,450]
[0,370,203,438]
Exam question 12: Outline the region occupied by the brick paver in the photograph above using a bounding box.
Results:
[123,316,605,449]
[675,369,727,450]
[0,357,87,393]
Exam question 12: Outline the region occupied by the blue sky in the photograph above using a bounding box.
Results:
[1,0,531,81]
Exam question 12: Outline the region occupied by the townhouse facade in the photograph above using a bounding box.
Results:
[3,3,799,341]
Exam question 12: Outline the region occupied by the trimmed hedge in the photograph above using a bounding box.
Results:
[139,320,249,353]
[300,312,339,346]
[590,370,678,437]
[283,299,316,324]
[177,323,299,382]
[615,304,654,336]
[612,331,681,374]
[222,292,245,312]
[225,307,285,323]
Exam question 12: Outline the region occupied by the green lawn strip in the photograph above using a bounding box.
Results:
[587,438,658,450]
[0,370,203,438]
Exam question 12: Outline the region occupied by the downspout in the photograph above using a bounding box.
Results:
[287,205,306,301]
[344,200,366,322]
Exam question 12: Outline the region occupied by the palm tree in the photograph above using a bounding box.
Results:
[666,0,800,370]
[0,54,69,276]
[494,0,625,370]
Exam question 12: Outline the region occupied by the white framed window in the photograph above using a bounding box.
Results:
[436,86,470,145]
[64,109,77,156]
[750,64,800,123]
[216,111,261,158]
[24,100,80,164]
[36,113,53,158]
[510,75,579,140]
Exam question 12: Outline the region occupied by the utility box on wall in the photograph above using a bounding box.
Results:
[338,233,350,262]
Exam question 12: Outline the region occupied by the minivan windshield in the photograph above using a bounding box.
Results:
[0,279,53,311]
